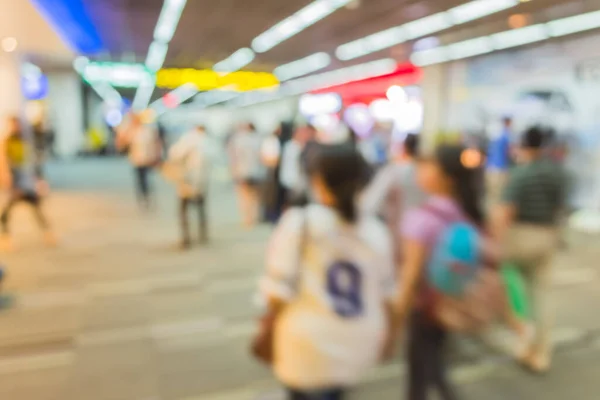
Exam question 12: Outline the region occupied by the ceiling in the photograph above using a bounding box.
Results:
[82,0,593,73]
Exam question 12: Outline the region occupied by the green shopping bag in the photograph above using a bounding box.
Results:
[501,263,529,319]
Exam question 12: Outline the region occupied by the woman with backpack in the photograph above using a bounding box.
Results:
[253,144,396,400]
[392,144,490,400]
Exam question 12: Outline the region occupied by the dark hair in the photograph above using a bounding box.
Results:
[521,126,545,149]
[309,144,369,223]
[248,123,256,132]
[436,145,484,226]
[403,133,420,157]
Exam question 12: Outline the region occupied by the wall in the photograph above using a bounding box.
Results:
[0,0,72,57]
[439,32,600,208]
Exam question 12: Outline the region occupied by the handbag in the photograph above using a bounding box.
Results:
[250,210,307,364]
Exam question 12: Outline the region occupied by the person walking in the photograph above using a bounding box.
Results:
[229,123,264,227]
[166,125,216,249]
[261,122,293,224]
[492,126,568,373]
[0,116,55,250]
[253,144,395,400]
[392,144,487,400]
[117,113,162,210]
[486,116,514,205]
[279,125,317,207]
[361,133,426,265]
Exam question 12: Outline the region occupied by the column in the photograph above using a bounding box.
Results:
[420,63,449,153]
[47,72,85,157]
[0,51,23,120]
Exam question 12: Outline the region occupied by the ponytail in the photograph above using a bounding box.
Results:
[308,144,368,223]
[436,145,485,226]
[332,180,359,222]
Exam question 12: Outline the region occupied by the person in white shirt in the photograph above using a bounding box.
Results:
[257,143,396,399]
[167,125,217,249]
[279,125,317,206]
[117,113,162,210]
[361,134,425,264]
[229,123,265,227]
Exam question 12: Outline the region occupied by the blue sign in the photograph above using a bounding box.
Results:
[21,73,49,100]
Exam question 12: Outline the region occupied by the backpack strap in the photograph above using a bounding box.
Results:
[421,203,463,226]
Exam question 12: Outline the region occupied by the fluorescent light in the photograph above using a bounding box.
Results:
[290,58,397,92]
[490,24,548,50]
[132,82,155,111]
[448,0,518,25]
[335,26,405,60]
[214,48,255,73]
[90,82,122,107]
[404,12,453,40]
[547,10,600,37]
[230,59,397,108]
[150,83,197,114]
[274,52,331,81]
[410,9,600,67]
[146,41,169,72]
[73,56,90,72]
[410,47,449,66]
[335,0,519,61]
[251,0,352,53]
[336,42,369,61]
[448,37,493,60]
[154,0,188,42]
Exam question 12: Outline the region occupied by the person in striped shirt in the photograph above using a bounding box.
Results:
[493,126,568,374]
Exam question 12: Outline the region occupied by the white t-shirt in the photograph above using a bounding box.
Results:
[168,131,218,196]
[279,140,305,193]
[229,131,264,181]
[261,204,395,389]
[361,161,424,218]
[128,125,159,167]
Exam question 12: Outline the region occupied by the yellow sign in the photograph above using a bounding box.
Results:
[156,69,279,91]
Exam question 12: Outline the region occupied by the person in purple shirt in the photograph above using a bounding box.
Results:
[487,117,513,204]
[391,144,485,400]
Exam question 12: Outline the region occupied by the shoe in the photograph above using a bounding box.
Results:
[515,324,535,361]
[528,352,551,374]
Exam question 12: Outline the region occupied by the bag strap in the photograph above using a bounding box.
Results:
[289,207,309,292]
[421,203,462,226]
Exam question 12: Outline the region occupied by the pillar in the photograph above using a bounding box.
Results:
[420,63,449,153]
[0,52,22,121]
[46,72,85,157]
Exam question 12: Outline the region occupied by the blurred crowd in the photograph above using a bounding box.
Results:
[0,110,570,399]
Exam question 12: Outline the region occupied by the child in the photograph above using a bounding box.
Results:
[257,144,396,400]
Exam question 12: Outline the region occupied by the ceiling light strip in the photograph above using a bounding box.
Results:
[274,52,331,81]
[252,0,353,53]
[335,0,519,61]
[213,48,256,73]
[410,9,600,67]
[133,0,188,110]
[230,58,397,107]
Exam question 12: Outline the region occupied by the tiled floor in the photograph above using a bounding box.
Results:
[0,158,599,400]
